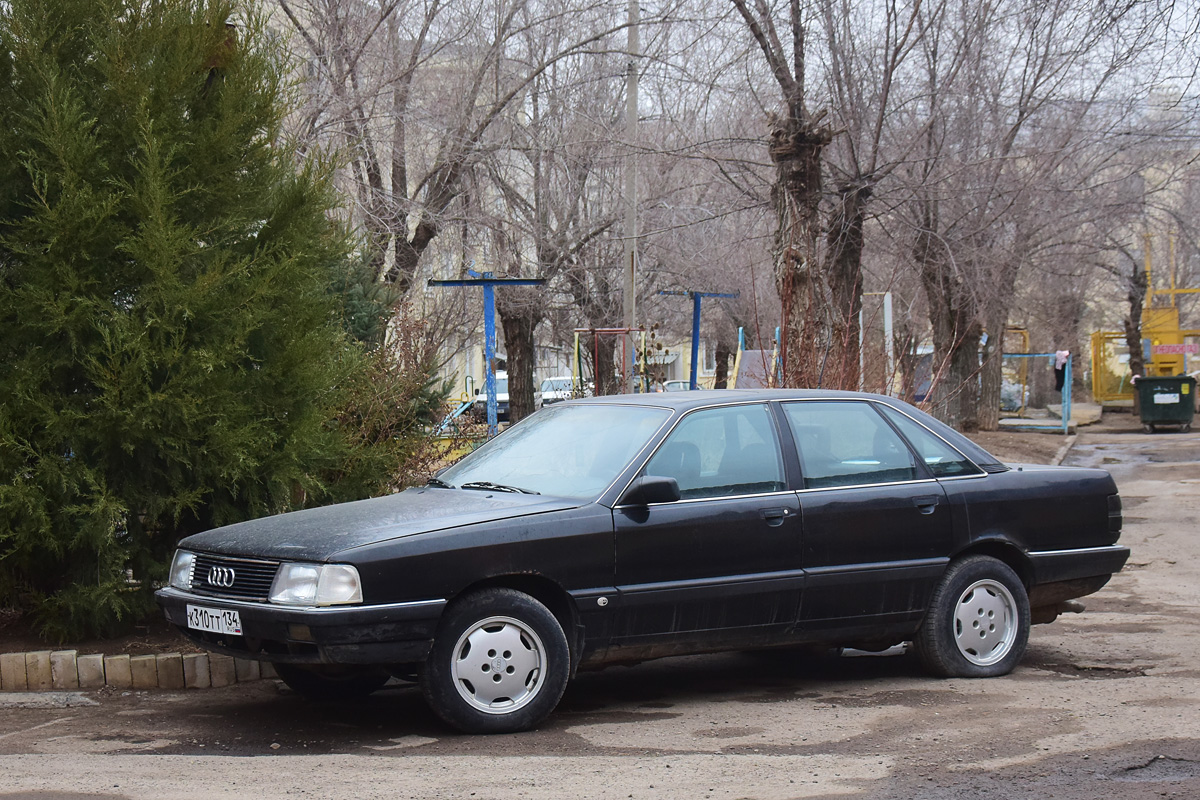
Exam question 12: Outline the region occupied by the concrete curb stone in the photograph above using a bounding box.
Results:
[234,658,260,683]
[26,651,53,690]
[156,653,185,689]
[209,653,237,687]
[1,651,28,690]
[103,655,133,689]
[50,650,79,689]
[1051,434,1078,466]
[130,655,159,689]
[77,654,105,689]
[1,647,276,692]
[183,653,210,689]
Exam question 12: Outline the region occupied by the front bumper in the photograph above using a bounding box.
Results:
[156,587,445,666]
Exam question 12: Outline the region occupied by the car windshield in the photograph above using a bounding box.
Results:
[440,403,671,499]
[541,378,572,392]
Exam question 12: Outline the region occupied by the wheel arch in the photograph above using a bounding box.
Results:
[953,540,1033,588]
[451,574,581,670]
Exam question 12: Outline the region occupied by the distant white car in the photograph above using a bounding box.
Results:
[540,376,578,405]
[663,379,695,391]
[470,371,547,422]
[471,372,542,422]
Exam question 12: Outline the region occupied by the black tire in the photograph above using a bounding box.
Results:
[421,588,570,734]
[274,663,391,700]
[914,556,1030,678]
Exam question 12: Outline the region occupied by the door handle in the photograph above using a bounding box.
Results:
[912,495,940,515]
[761,507,790,527]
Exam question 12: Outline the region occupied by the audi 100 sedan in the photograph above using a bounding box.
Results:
[157,390,1129,734]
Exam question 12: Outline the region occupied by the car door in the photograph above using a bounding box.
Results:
[780,400,954,631]
[611,402,802,647]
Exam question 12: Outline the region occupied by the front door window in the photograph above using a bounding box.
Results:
[643,403,785,498]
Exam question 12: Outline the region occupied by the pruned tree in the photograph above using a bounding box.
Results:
[730,0,839,388]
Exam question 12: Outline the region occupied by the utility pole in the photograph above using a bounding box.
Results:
[623,0,639,392]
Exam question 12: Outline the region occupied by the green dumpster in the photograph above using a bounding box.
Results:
[1136,375,1196,433]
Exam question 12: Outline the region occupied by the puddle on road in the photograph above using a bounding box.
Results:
[1115,755,1200,782]
[1031,662,1148,679]
[1066,440,1200,469]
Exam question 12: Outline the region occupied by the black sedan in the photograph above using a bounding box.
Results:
[157,390,1129,734]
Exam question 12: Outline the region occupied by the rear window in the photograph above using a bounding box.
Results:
[881,403,1005,472]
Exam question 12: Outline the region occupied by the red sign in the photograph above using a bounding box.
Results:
[1151,343,1199,355]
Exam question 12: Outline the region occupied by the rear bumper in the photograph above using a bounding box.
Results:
[1028,544,1130,585]
[156,587,445,666]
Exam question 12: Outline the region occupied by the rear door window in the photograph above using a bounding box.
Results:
[782,401,920,489]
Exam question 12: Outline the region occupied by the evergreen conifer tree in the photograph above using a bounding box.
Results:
[0,0,434,639]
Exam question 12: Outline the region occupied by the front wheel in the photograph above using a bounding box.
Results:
[421,588,570,734]
[914,556,1030,678]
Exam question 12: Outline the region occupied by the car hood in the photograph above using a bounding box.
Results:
[178,488,580,562]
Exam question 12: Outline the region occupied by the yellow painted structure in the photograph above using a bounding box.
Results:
[1091,233,1200,404]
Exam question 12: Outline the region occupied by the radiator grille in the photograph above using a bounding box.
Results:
[191,554,280,601]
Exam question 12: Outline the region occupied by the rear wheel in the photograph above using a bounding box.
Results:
[914,556,1030,678]
[421,588,570,734]
[274,664,391,700]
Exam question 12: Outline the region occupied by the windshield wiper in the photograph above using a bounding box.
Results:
[460,481,540,495]
[426,477,455,489]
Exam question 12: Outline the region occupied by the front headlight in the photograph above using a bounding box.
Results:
[269,563,363,607]
[169,550,196,590]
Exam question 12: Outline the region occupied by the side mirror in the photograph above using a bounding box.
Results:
[621,475,681,506]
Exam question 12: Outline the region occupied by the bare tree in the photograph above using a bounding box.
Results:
[884,0,1172,428]
[276,0,633,295]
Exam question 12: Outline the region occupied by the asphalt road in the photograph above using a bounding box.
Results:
[1,428,1197,800]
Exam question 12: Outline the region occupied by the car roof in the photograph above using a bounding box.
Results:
[568,388,897,411]
[563,388,1004,468]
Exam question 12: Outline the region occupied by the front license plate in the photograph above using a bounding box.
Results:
[186,604,243,636]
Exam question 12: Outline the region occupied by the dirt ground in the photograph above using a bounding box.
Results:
[0,422,1196,800]
[968,429,1068,465]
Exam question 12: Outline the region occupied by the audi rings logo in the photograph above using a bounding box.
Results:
[207,566,236,588]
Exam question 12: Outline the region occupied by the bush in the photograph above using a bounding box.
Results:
[0,0,442,641]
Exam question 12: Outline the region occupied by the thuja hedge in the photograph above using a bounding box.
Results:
[0,0,443,640]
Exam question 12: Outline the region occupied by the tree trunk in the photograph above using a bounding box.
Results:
[770,113,833,388]
[823,182,870,389]
[590,335,620,397]
[1123,258,1147,415]
[1053,294,1086,401]
[934,324,982,431]
[977,313,1006,432]
[919,240,982,430]
[496,287,542,424]
[714,341,732,388]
